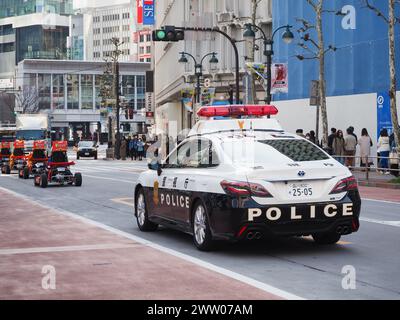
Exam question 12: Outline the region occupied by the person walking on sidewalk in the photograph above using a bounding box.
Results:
[344,128,357,169]
[377,128,391,174]
[120,137,127,160]
[333,130,345,165]
[358,128,373,169]
[137,138,144,161]
[129,137,135,161]
[328,128,337,155]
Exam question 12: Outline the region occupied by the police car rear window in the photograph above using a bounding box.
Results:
[259,139,329,162]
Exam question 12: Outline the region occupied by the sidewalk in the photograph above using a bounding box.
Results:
[0,188,281,300]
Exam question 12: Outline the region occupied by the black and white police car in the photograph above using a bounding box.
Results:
[134,105,361,251]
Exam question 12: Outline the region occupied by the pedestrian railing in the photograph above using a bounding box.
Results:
[331,154,399,180]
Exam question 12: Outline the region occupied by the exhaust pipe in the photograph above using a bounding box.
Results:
[247,232,255,240]
[254,232,262,240]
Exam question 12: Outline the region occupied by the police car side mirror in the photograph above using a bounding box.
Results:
[148,161,163,176]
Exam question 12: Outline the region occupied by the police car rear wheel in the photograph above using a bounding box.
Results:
[136,189,158,231]
[312,232,341,245]
[192,201,214,251]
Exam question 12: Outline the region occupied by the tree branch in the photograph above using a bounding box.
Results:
[363,0,389,23]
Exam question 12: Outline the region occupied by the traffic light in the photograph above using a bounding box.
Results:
[152,26,184,42]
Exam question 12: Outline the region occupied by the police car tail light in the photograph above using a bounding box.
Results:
[330,176,358,194]
[220,180,272,198]
[197,105,278,118]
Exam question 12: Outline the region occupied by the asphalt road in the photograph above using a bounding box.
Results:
[1,156,400,300]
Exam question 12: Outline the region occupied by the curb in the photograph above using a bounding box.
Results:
[358,181,400,189]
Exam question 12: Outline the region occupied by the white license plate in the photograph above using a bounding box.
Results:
[57,168,65,172]
[85,153,89,156]
[36,163,43,167]
[288,183,313,198]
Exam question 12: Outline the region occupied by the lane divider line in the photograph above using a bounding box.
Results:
[0,186,304,301]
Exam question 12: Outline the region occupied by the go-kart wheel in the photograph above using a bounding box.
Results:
[23,167,30,179]
[74,173,82,187]
[18,169,23,178]
[4,165,10,175]
[34,175,40,187]
[40,173,48,188]
[77,154,80,160]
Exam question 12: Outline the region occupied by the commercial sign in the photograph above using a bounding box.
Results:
[145,92,155,113]
[143,0,155,25]
[200,87,216,106]
[377,92,393,138]
[271,63,288,94]
[137,0,143,24]
[181,88,195,113]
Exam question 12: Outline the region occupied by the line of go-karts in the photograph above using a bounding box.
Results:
[0,140,82,188]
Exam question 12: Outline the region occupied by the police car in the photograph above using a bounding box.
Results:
[134,105,361,251]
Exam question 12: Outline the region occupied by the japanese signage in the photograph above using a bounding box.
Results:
[377,92,393,138]
[143,0,155,25]
[137,0,143,24]
[271,63,288,94]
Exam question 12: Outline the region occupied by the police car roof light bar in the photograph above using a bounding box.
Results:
[197,105,278,118]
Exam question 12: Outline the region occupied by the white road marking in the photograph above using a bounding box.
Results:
[0,186,304,301]
[82,174,134,184]
[360,217,400,228]
[0,243,138,255]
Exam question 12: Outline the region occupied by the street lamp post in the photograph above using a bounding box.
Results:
[178,52,219,104]
[243,24,294,105]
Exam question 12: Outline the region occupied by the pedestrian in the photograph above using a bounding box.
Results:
[309,130,317,145]
[328,128,337,155]
[348,126,358,144]
[358,128,373,168]
[333,130,345,165]
[129,137,135,160]
[120,137,127,160]
[137,138,144,161]
[377,128,391,174]
[344,128,357,168]
[133,136,138,160]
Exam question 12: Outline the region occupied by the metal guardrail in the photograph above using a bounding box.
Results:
[332,154,399,180]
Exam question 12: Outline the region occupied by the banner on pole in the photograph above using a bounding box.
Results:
[137,0,143,24]
[271,63,288,94]
[143,0,155,25]
[377,92,393,139]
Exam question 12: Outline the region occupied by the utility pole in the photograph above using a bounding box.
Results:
[111,37,124,159]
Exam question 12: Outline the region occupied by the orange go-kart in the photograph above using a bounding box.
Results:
[34,141,82,188]
[0,141,12,174]
[2,140,27,175]
[20,140,48,179]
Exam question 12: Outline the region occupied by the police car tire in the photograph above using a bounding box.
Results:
[312,232,341,245]
[192,200,215,251]
[136,189,158,231]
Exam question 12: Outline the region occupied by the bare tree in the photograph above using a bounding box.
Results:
[295,0,338,147]
[0,87,39,116]
[364,0,400,153]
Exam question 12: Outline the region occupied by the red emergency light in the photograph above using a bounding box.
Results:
[197,105,279,118]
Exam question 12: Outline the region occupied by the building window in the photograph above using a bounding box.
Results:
[139,47,144,54]
[146,34,151,42]
[38,74,51,110]
[139,35,144,42]
[122,25,129,31]
[140,58,144,62]
[81,75,93,110]
[52,74,65,110]
[121,75,135,109]
[95,75,103,110]
[146,58,151,62]
[136,75,145,110]
[146,46,151,53]
[66,74,79,109]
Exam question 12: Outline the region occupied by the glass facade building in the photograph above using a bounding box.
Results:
[0,0,73,19]
[15,25,69,63]
[21,72,146,111]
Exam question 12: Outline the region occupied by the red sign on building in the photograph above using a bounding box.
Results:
[137,0,143,24]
